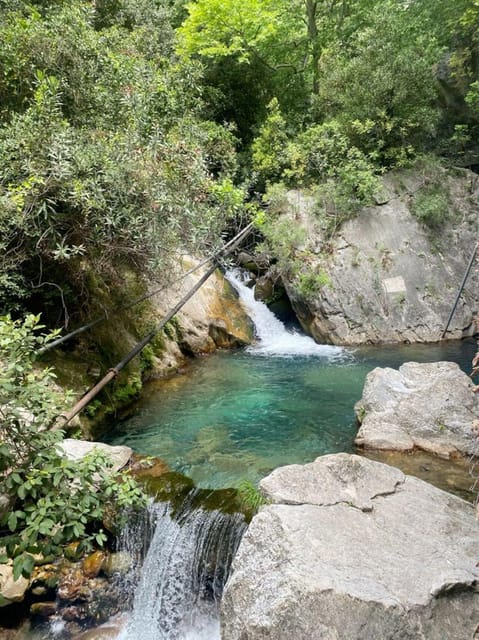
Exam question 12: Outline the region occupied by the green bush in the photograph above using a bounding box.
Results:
[297,270,331,300]
[0,315,146,580]
[411,184,450,229]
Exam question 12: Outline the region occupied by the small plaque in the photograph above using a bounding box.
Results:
[382,276,406,294]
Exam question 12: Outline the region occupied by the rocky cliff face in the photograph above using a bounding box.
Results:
[221,454,479,640]
[275,168,479,345]
[49,260,254,435]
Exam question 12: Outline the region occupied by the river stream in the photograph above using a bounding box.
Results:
[107,270,476,489]
[15,271,477,640]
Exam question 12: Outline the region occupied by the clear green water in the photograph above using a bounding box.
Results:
[106,339,476,489]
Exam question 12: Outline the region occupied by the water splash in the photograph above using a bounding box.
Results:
[226,269,344,358]
[118,497,247,640]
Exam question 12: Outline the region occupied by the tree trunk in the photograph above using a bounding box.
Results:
[305,0,320,94]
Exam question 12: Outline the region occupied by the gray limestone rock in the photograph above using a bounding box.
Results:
[58,439,133,472]
[221,454,479,640]
[0,565,29,606]
[355,361,479,457]
[279,170,479,345]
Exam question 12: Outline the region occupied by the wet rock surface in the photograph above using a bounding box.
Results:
[221,453,479,640]
[0,551,132,638]
[151,260,254,359]
[355,361,479,457]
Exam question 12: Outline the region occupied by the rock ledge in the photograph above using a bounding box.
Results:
[221,454,479,640]
[355,361,479,458]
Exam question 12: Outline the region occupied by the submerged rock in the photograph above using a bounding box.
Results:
[355,361,479,457]
[221,453,479,640]
[30,601,57,618]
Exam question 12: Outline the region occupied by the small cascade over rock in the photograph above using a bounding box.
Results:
[118,493,247,640]
[226,269,343,358]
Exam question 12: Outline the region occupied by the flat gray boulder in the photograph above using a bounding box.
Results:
[58,439,133,472]
[221,454,479,640]
[355,361,479,457]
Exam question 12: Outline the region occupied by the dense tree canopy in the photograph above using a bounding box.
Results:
[0,0,246,323]
[1,0,479,583]
[2,0,478,323]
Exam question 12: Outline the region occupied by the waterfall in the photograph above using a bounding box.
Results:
[226,269,344,358]
[118,496,247,640]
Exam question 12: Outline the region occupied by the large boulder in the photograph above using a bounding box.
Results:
[151,259,254,357]
[58,439,133,472]
[0,565,29,606]
[221,454,479,640]
[355,361,479,458]
[278,170,479,345]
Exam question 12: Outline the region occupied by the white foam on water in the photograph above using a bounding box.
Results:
[226,269,344,358]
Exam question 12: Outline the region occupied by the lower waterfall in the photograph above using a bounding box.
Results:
[118,495,247,640]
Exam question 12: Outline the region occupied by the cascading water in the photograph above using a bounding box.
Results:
[226,269,343,358]
[118,495,247,640]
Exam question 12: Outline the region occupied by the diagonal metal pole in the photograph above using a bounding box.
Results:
[56,223,254,426]
[38,223,254,355]
[441,241,478,339]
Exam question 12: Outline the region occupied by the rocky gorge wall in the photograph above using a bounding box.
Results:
[260,167,479,345]
[48,259,254,436]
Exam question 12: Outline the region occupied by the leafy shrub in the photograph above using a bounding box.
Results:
[0,2,248,319]
[297,270,331,300]
[0,315,146,579]
[252,98,289,187]
[411,185,450,229]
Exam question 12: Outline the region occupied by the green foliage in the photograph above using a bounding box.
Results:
[256,188,307,271]
[297,270,331,300]
[252,98,289,186]
[313,2,442,165]
[177,0,310,140]
[0,315,146,579]
[283,121,380,231]
[411,185,450,230]
[0,0,248,319]
[178,0,291,63]
[112,375,143,405]
[237,479,266,512]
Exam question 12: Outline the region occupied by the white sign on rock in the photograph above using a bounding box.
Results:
[382,276,406,294]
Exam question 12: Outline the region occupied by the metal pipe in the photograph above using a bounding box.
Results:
[57,221,254,426]
[441,241,478,339]
[38,223,254,355]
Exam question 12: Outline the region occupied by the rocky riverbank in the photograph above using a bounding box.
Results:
[222,453,479,640]
[47,260,254,437]
[355,360,479,458]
